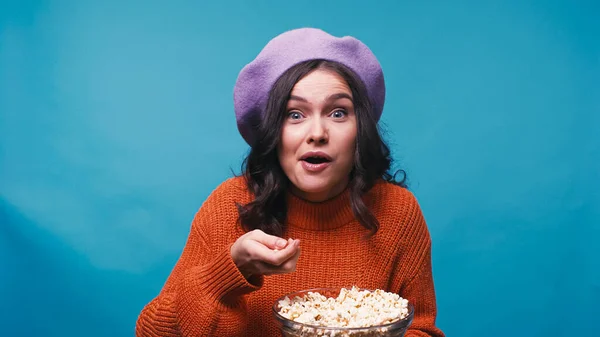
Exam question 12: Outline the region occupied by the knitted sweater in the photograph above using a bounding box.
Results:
[135,177,444,337]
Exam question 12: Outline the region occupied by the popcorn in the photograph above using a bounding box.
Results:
[276,286,410,336]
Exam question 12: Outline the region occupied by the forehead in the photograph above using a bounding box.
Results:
[290,69,352,98]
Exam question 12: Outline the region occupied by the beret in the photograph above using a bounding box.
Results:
[233,27,385,145]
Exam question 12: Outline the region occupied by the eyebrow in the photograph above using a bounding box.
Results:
[289,92,353,103]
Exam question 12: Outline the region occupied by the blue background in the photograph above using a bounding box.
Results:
[1,0,598,336]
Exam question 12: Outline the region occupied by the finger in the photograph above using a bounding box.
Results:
[273,238,293,252]
[256,254,298,275]
[278,237,295,251]
[280,245,301,273]
[247,238,299,266]
[254,238,299,266]
[251,244,301,276]
[253,261,283,275]
[266,242,301,273]
[249,229,289,250]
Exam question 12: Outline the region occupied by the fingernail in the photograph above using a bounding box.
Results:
[277,239,287,248]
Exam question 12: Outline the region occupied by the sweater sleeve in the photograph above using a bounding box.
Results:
[135,182,262,337]
[389,194,445,337]
[400,243,445,337]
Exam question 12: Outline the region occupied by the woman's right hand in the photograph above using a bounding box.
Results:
[230,229,301,280]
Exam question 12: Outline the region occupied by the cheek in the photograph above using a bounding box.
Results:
[337,131,357,169]
[278,128,299,167]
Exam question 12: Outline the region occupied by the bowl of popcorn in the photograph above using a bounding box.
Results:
[273,286,414,337]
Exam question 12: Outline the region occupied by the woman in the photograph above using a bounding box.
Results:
[136,28,444,337]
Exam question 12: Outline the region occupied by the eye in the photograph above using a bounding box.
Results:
[331,109,347,118]
[288,111,304,120]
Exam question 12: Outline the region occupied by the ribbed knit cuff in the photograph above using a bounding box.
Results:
[178,244,263,310]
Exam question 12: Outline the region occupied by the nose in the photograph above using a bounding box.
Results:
[307,118,328,144]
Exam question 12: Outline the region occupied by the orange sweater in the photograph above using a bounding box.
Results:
[136,177,444,337]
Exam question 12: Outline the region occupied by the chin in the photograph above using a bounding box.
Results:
[294,177,332,194]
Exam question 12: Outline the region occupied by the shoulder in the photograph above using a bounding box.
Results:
[191,176,252,237]
[368,180,430,239]
[202,176,253,206]
[370,179,421,212]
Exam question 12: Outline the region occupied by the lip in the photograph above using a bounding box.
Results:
[298,151,333,173]
[299,151,333,161]
[301,160,331,172]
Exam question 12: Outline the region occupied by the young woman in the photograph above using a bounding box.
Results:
[136,27,444,337]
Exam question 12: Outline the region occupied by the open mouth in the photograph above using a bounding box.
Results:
[302,156,331,164]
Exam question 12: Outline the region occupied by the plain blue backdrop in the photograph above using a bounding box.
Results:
[1,0,598,336]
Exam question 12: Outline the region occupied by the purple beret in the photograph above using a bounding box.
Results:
[233,27,386,146]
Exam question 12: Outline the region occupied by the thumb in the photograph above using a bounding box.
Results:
[251,230,288,250]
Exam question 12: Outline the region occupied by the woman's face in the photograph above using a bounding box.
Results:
[277,68,357,202]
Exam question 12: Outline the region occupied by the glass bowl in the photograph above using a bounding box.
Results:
[272,287,414,337]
